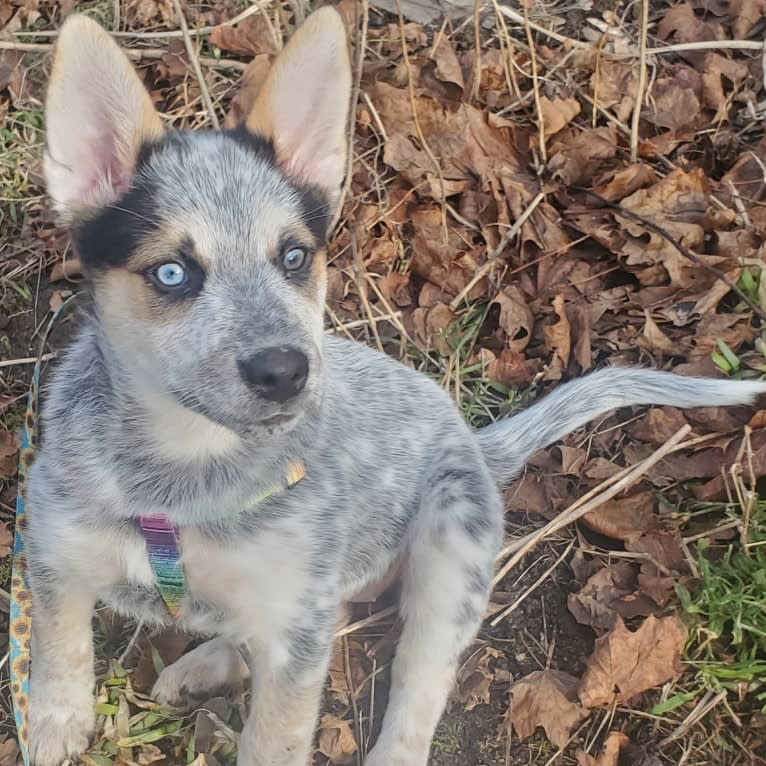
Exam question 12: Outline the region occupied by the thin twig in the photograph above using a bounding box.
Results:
[0,39,247,70]
[450,192,545,310]
[521,1,546,164]
[471,0,482,103]
[0,352,57,368]
[493,425,692,586]
[171,0,220,129]
[335,605,397,638]
[630,0,649,162]
[577,188,766,323]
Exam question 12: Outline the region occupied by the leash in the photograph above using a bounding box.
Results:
[10,293,307,762]
[10,294,79,766]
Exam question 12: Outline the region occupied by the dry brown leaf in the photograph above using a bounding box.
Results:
[432,35,464,90]
[486,349,536,387]
[510,670,587,749]
[327,644,351,706]
[579,615,687,708]
[581,491,656,543]
[619,168,712,287]
[542,294,571,371]
[317,715,357,764]
[657,2,725,46]
[640,310,676,355]
[642,79,700,131]
[0,430,19,480]
[548,126,617,186]
[627,407,690,447]
[730,0,766,38]
[210,17,279,57]
[593,60,637,123]
[568,568,633,631]
[491,285,533,353]
[453,645,501,711]
[539,96,581,139]
[127,0,172,26]
[593,164,657,202]
[0,524,12,559]
[702,53,749,117]
[625,530,686,573]
[0,738,20,766]
[49,289,73,314]
[576,731,630,766]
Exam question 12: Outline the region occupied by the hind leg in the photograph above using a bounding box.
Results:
[153,637,250,706]
[365,461,502,766]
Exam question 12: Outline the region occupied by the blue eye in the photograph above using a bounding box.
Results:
[283,247,308,272]
[154,262,187,287]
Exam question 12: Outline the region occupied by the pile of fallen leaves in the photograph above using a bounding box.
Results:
[2,0,766,763]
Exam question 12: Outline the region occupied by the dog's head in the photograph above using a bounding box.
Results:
[44,9,351,440]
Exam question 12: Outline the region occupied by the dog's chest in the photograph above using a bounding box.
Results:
[100,523,313,640]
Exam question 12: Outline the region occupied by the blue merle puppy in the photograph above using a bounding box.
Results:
[26,7,766,766]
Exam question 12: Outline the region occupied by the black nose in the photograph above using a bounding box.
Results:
[238,347,309,403]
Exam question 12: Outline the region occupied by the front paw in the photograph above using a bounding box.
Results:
[364,741,429,766]
[29,701,94,766]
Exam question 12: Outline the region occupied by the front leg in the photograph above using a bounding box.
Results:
[238,610,335,766]
[28,582,96,766]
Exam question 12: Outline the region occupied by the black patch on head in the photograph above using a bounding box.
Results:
[227,123,331,246]
[73,141,162,272]
[297,186,330,246]
[225,123,278,163]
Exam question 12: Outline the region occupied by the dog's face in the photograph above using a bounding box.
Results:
[43,10,351,438]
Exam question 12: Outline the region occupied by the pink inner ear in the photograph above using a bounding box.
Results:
[70,123,129,208]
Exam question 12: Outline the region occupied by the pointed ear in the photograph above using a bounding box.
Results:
[246,7,352,208]
[44,14,165,220]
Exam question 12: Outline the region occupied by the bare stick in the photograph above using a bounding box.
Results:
[172,0,220,129]
[521,1,546,163]
[0,39,247,70]
[630,0,649,162]
[335,605,398,638]
[0,352,57,368]
[492,425,692,586]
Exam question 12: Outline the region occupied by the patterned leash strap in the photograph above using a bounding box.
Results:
[10,294,79,766]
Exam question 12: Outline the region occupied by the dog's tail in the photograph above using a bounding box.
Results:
[476,368,766,485]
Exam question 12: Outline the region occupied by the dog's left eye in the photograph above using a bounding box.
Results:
[282,247,310,273]
[152,262,187,288]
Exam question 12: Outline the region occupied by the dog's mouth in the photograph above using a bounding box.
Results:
[258,412,296,427]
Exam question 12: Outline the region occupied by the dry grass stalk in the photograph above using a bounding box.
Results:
[630,0,649,162]
[171,0,220,129]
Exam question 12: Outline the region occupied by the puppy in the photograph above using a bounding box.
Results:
[26,8,766,766]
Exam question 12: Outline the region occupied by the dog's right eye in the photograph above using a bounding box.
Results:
[146,255,205,298]
[153,262,187,287]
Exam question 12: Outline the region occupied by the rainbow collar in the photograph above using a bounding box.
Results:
[139,460,306,619]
